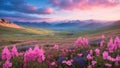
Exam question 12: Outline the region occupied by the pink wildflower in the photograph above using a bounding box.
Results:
[62,60,73,66]
[89,49,93,55]
[33,45,45,62]
[107,56,116,62]
[24,46,45,68]
[74,37,89,47]
[87,54,93,60]
[114,36,120,48]
[50,62,56,66]
[33,45,40,54]
[101,35,105,40]
[107,38,118,53]
[2,46,11,60]
[24,48,36,62]
[74,37,83,47]
[100,41,104,48]
[11,45,18,57]
[77,53,83,57]
[88,65,93,68]
[53,44,59,50]
[3,60,12,68]
[105,63,112,67]
[83,38,89,45]
[102,51,109,60]
[95,48,100,56]
[37,48,45,63]
[92,60,97,66]
[115,55,120,62]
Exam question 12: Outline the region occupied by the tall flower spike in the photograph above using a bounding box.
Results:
[11,45,18,57]
[114,36,120,48]
[33,45,45,63]
[2,46,11,60]
[74,37,89,47]
[83,38,89,45]
[74,37,83,47]
[37,48,45,63]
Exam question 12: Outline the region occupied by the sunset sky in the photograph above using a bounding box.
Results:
[0,0,120,22]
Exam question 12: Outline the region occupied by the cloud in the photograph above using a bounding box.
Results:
[0,12,51,22]
[0,0,53,14]
[49,0,120,10]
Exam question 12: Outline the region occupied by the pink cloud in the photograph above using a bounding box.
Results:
[43,8,54,14]
[50,0,120,10]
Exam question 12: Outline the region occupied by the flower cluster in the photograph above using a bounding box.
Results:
[2,46,11,60]
[1,45,18,68]
[24,45,45,68]
[0,35,120,68]
[74,37,89,47]
[107,37,120,53]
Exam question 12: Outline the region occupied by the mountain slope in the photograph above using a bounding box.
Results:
[0,19,22,28]
[79,20,120,38]
[0,19,53,36]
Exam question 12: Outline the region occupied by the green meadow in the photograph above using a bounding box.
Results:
[0,21,120,48]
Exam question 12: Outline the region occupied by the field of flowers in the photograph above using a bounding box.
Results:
[0,35,120,68]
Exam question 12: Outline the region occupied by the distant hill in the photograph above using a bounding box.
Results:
[15,21,52,28]
[110,20,120,28]
[0,19,22,28]
[80,20,120,38]
[0,26,53,36]
[14,20,110,32]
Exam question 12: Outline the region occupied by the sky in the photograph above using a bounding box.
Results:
[0,0,120,22]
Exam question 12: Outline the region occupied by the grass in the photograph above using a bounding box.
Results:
[74,22,120,41]
[0,26,55,46]
[0,22,120,47]
[0,26,53,35]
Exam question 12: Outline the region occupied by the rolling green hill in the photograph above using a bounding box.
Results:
[0,18,54,36]
[0,26,53,36]
[90,21,120,35]
[77,21,120,40]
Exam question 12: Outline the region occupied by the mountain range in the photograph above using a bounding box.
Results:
[0,18,117,33]
[14,20,113,32]
[0,18,120,37]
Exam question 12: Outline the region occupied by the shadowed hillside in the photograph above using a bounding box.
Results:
[79,20,120,40]
[0,19,53,36]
